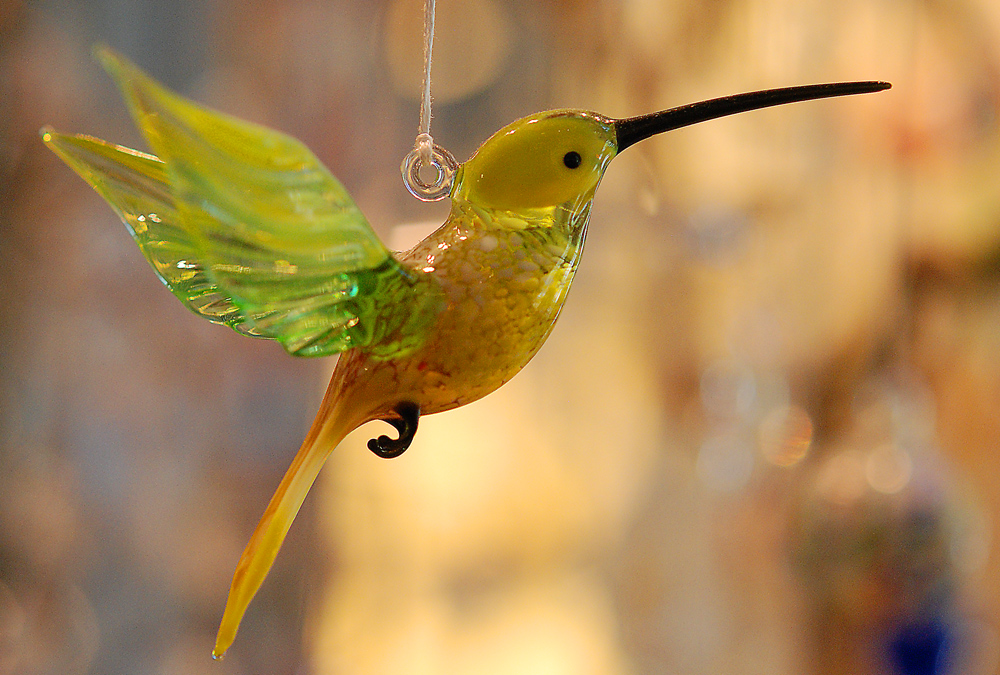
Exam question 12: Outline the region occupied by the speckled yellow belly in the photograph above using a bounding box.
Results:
[332,207,583,423]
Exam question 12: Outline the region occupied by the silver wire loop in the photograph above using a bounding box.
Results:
[401,142,458,201]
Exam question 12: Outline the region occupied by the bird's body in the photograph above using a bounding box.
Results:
[42,47,888,658]
[344,198,587,423]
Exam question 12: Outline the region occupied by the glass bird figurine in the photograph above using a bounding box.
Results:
[42,47,889,658]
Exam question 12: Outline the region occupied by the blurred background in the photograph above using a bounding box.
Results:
[2,0,1000,673]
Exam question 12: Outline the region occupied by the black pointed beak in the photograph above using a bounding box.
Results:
[614,81,890,153]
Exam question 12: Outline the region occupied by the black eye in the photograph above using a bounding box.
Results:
[563,151,582,169]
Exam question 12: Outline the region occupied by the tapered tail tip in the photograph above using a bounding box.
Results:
[213,619,238,660]
[212,630,233,660]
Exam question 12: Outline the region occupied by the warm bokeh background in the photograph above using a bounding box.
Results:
[3,0,1000,673]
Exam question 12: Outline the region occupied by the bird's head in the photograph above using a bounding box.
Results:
[452,81,890,220]
[453,110,617,214]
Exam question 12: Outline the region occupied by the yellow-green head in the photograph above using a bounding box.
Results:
[455,110,617,212]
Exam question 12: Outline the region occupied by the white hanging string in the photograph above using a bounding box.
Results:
[401,0,457,201]
[416,0,436,163]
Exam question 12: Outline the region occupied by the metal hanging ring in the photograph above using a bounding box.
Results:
[401,142,458,201]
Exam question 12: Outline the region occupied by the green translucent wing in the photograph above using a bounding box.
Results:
[41,130,261,334]
[43,48,442,358]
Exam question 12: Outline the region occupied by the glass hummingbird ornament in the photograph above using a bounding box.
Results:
[41,47,889,658]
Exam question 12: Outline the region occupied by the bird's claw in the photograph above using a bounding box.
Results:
[367,402,420,458]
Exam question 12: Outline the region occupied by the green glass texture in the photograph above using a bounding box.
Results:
[44,48,443,358]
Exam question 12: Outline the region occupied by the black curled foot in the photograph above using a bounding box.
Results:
[367,402,420,459]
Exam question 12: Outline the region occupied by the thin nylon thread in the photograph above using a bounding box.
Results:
[417,0,435,163]
[401,0,456,201]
